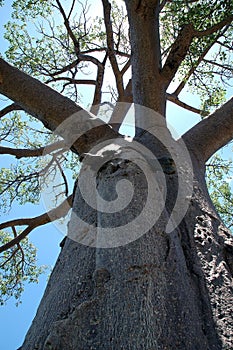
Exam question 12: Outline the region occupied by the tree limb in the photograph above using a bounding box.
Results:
[0,140,65,158]
[124,0,164,113]
[0,58,118,156]
[183,97,233,163]
[102,0,124,98]
[45,77,97,85]
[0,195,73,253]
[203,59,233,73]
[196,16,233,38]
[120,58,131,76]
[166,93,207,116]
[0,103,22,119]
[90,54,108,115]
[173,43,218,97]
[49,60,79,77]
[162,17,232,87]
[161,23,195,85]
[55,0,80,56]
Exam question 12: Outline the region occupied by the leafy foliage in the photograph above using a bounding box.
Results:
[160,0,233,114]
[206,150,233,232]
[0,230,46,305]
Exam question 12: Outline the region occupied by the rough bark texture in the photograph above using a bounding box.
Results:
[21,142,233,350]
[183,97,233,163]
[0,58,118,157]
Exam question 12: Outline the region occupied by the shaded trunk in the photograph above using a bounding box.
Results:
[21,140,233,350]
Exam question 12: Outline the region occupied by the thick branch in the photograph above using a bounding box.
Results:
[0,195,73,253]
[0,140,65,158]
[0,58,118,156]
[162,24,195,85]
[173,26,230,96]
[124,0,165,114]
[109,79,133,131]
[162,17,232,87]
[183,98,233,163]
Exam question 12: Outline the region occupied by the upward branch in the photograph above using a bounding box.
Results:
[102,0,124,98]
[55,0,80,55]
[162,23,195,86]
[125,0,165,114]
[162,15,233,87]
[183,98,233,164]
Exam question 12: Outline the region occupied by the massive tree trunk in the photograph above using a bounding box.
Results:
[20,141,233,349]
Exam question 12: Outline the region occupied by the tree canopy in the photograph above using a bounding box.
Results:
[0,0,232,305]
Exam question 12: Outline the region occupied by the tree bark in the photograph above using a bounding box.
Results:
[183,97,233,163]
[20,139,233,350]
[0,58,118,157]
[124,0,166,117]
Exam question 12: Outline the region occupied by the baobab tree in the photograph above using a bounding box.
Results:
[0,0,233,349]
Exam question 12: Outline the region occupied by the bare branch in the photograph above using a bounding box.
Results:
[90,55,107,115]
[54,157,69,197]
[173,39,219,97]
[0,195,73,253]
[183,97,233,163]
[203,59,233,73]
[48,60,79,77]
[68,0,76,19]
[0,140,65,159]
[45,77,97,85]
[166,93,207,116]
[0,103,22,119]
[120,58,131,76]
[55,0,80,55]
[174,25,231,96]
[78,53,103,68]
[102,0,124,98]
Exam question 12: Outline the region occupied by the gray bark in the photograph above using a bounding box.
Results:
[183,97,233,163]
[124,0,166,116]
[0,58,117,156]
[21,142,233,350]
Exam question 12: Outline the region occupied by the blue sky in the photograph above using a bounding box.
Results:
[0,2,62,349]
[0,1,232,349]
